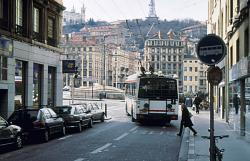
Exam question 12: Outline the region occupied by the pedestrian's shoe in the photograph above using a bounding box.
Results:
[193,132,197,136]
[177,133,181,136]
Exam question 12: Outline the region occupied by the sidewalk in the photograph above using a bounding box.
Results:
[180,110,250,161]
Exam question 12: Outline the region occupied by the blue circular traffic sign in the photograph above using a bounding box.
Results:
[196,34,226,65]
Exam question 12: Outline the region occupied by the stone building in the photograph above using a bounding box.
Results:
[208,0,250,137]
[0,0,65,118]
[144,31,186,93]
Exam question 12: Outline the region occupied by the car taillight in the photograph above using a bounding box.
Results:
[33,120,45,127]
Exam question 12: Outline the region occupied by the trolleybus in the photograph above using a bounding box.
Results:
[125,73,179,123]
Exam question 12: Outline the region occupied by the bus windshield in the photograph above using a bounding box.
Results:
[138,78,178,99]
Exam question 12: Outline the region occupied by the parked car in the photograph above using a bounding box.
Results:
[63,86,70,91]
[8,108,66,142]
[0,116,23,149]
[52,105,93,132]
[85,103,105,122]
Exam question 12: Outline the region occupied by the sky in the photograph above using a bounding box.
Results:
[63,0,208,22]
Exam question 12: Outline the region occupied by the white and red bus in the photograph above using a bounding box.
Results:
[125,73,179,123]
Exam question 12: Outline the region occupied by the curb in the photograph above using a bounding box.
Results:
[178,128,190,161]
[188,130,195,161]
[104,116,112,120]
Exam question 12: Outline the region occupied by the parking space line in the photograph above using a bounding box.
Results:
[114,132,129,141]
[58,135,72,140]
[129,127,138,132]
[73,158,84,161]
[91,143,112,154]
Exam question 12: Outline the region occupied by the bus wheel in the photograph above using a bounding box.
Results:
[131,109,135,122]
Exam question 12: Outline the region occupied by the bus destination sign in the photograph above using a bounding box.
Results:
[196,34,226,65]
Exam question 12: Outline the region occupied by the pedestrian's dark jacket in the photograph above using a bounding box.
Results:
[181,107,193,127]
[193,96,202,105]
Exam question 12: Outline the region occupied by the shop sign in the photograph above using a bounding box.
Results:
[230,57,248,82]
[0,36,13,57]
[62,60,76,73]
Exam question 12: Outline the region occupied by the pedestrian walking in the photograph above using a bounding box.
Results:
[177,103,197,136]
[233,94,240,114]
[193,95,202,114]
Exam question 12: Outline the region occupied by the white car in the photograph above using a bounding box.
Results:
[63,86,70,91]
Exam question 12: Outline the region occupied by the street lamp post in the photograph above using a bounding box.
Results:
[103,35,106,92]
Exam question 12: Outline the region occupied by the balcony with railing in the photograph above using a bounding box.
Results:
[33,32,42,43]
[47,37,57,47]
[15,25,25,36]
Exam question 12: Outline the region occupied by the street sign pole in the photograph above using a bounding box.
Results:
[196,34,226,161]
[209,84,215,161]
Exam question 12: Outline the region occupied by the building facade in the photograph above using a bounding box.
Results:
[208,0,250,137]
[144,31,185,93]
[183,55,208,96]
[0,0,65,118]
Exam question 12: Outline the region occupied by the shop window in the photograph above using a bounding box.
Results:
[33,63,43,108]
[48,67,56,107]
[15,60,27,109]
[0,56,7,80]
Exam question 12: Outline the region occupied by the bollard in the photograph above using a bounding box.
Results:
[105,104,107,117]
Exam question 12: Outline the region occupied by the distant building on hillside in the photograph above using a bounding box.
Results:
[63,4,86,26]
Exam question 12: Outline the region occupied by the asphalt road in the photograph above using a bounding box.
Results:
[0,99,182,161]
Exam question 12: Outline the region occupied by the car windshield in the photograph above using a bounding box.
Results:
[53,106,72,114]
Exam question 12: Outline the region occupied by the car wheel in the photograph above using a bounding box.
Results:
[43,130,49,142]
[77,122,82,132]
[61,125,66,136]
[101,113,105,122]
[15,135,22,149]
[88,118,93,128]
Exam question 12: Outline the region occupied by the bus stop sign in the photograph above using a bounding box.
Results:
[197,34,226,65]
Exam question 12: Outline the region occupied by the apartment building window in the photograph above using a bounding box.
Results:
[245,28,249,57]
[236,38,239,62]
[16,0,23,26]
[184,76,187,81]
[189,86,192,92]
[157,55,159,61]
[195,67,198,72]
[162,63,166,69]
[151,55,155,61]
[189,76,192,81]
[184,67,187,71]
[179,56,182,61]
[195,86,198,92]
[230,0,233,24]
[168,64,171,70]
[0,0,3,19]
[195,76,198,81]
[230,46,233,67]
[189,67,192,71]
[184,86,187,92]
[173,56,176,61]
[162,55,166,61]
[33,7,39,32]
[0,56,7,80]
[48,18,54,38]
[168,56,171,61]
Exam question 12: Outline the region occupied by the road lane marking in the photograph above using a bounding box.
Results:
[114,132,129,141]
[132,130,138,134]
[58,135,72,140]
[160,131,164,135]
[129,127,138,132]
[74,158,84,161]
[149,131,154,134]
[91,143,112,154]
